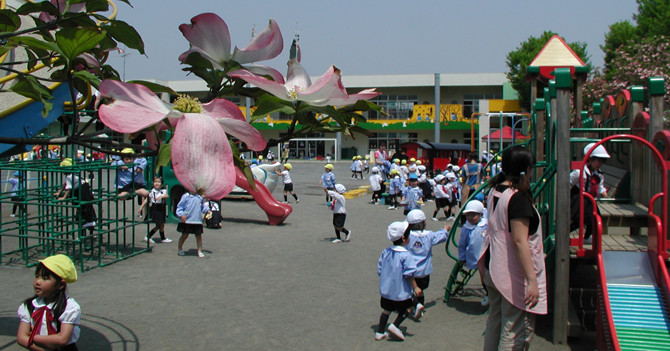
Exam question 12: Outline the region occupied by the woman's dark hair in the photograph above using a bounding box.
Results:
[392,225,413,246]
[23,263,68,331]
[468,152,478,162]
[488,145,535,193]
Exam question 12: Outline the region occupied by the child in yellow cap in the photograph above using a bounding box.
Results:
[17,254,81,350]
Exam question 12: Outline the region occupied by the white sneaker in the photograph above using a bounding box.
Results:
[375,332,388,341]
[413,303,424,320]
[161,238,173,243]
[344,231,351,242]
[148,238,156,244]
[10,214,15,217]
[143,236,148,242]
[331,239,342,243]
[177,250,185,256]
[431,217,438,221]
[296,199,300,203]
[387,206,396,210]
[481,296,489,307]
[447,216,455,221]
[387,324,405,341]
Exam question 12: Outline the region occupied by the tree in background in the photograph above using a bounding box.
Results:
[582,0,670,127]
[505,31,590,112]
[582,36,670,127]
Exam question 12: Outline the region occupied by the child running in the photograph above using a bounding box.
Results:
[457,199,489,306]
[16,254,81,350]
[327,184,351,243]
[319,164,336,203]
[405,209,448,320]
[143,177,171,244]
[276,163,299,203]
[375,221,422,341]
[175,191,211,258]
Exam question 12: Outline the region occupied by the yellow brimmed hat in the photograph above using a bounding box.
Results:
[325,164,334,170]
[59,158,73,167]
[284,163,292,170]
[39,254,77,283]
[121,148,134,154]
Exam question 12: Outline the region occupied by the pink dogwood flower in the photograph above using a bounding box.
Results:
[98,79,266,199]
[39,0,86,22]
[229,58,380,106]
[179,13,284,81]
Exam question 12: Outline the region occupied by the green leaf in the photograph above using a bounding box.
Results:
[25,49,38,71]
[9,76,54,117]
[0,10,21,32]
[10,36,59,54]
[156,142,172,171]
[126,80,177,95]
[16,1,57,16]
[73,69,101,86]
[85,0,109,12]
[101,20,145,55]
[55,27,105,62]
[252,95,295,117]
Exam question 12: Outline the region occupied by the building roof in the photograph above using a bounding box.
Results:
[150,72,509,93]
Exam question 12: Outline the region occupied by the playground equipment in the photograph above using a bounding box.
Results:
[442,44,669,348]
[0,158,152,271]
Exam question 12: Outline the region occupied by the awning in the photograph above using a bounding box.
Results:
[481,126,528,140]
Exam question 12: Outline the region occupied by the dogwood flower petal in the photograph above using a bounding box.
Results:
[171,113,235,199]
[200,99,267,150]
[320,88,381,106]
[178,13,231,68]
[231,19,283,64]
[98,80,177,133]
[229,69,294,100]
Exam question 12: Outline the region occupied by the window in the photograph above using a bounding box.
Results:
[462,93,502,119]
[368,133,418,151]
[368,95,418,120]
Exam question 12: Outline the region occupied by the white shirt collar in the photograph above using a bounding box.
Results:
[391,245,408,252]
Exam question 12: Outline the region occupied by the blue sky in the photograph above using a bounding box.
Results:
[105,0,639,82]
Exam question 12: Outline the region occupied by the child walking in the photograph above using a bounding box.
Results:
[175,191,211,258]
[276,163,299,203]
[319,164,336,203]
[204,199,223,229]
[431,174,452,221]
[400,173,423,215]
[457,199,489,306]
[368,167,383,204]
[17,254,81,350]
[143,177,171,244]
[375,221,422,341]
[9,171,26,217]
[327,184,351,243]
[405,209,448,319]
[387,169,403,210]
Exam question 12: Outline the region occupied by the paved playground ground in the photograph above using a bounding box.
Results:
[0,161,595,350]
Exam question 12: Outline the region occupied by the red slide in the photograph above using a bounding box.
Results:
[234,168,292,225]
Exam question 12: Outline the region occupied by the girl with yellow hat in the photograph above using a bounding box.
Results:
[17,254,81,350]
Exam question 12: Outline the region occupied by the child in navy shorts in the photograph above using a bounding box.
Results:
[375,221,421,341]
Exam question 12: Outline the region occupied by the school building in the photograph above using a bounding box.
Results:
[151,72,523,161]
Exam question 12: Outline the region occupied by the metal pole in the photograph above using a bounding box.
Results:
[434,73,440,143]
